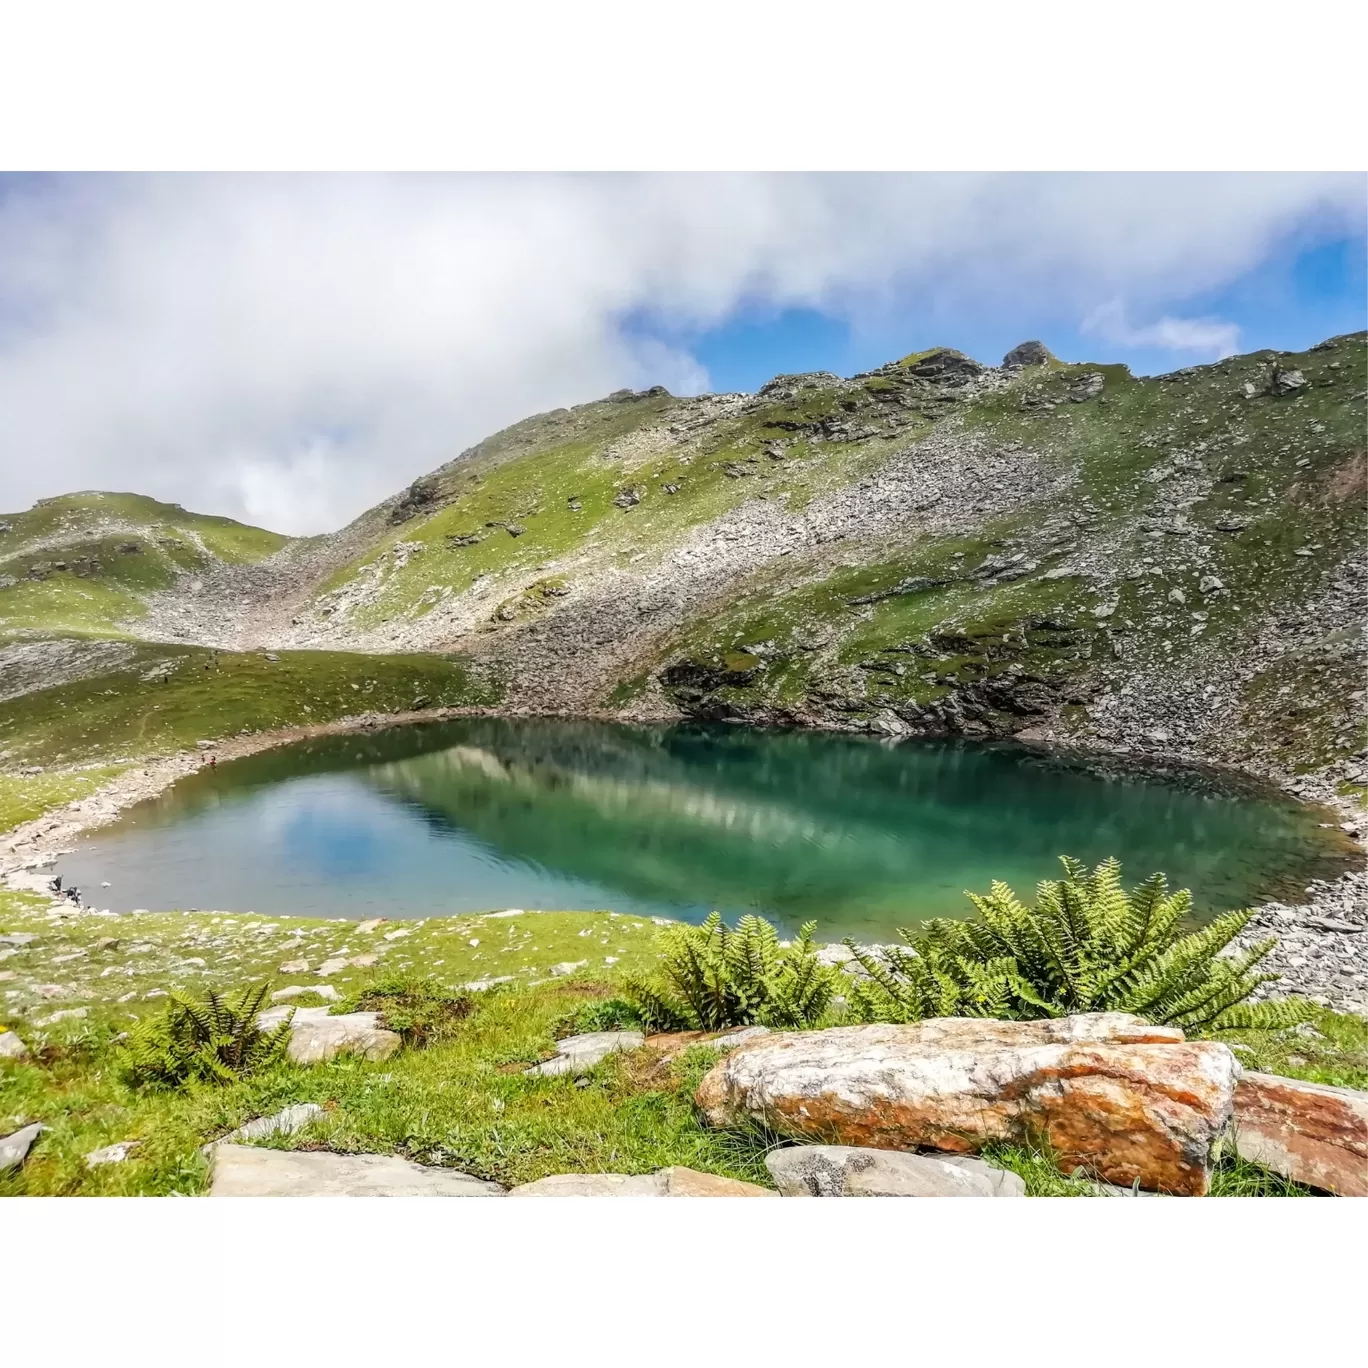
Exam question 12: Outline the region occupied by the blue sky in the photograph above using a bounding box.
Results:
[0,173,1363,532]
[662,230,1367,393]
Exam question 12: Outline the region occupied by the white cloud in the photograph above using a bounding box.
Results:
[1081,298,1241,358]
[0,173,1360,533]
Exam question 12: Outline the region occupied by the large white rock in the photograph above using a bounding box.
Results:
[209,1145,505,1196]
[766,1145,1023,1197]
[697,1014,1239,1196]
[525,1030,645,1077]
[0,1030,29,1060]
[257,1005,400,1064]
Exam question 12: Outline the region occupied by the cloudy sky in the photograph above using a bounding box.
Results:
[0,172,1363,535]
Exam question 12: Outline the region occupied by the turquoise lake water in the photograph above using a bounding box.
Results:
[56,718,1358,943]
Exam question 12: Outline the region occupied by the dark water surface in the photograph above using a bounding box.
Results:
[57,718,1358,942]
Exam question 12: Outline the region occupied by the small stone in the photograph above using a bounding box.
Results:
[1304,917,1363,934]
[270,984,340,1002]
[0,1030,29,1060]
[0,1121,45,1171]
[1198,575,1224,593]
[548,960,588,977]
[34,1007,88,1026]
[349,953,379,968]
[356,919,384,933]
[316,957,350,976]
[279,959,310,973]
[85,1140,140,1167]
[212,1103,324,1148]
[525,1030,645,1077]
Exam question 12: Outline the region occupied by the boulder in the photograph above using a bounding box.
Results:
[525,1030,644,1077]
[0,1030,29,1060]
[767,1145,1023,1197]
[1002,340,1053,368]
[696,1014,1238,1195]
[209,1145,504,1197]
[0,1122,44,1171]
[507,1167,774,1197]
[257,1005,401,1065]
[1231,1072,1368,1196]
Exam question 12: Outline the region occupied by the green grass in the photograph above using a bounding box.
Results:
[4,883,1362,1197]
[0,765,129,833]
[0,894,772,1195]
[0,645,501,767]
[1,491,290,642]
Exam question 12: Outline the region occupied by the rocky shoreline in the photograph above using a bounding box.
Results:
[3,701,1364,1015]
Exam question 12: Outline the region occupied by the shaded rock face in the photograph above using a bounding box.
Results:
[766,1145,1024,1197]
[209,1145,504,1197]
[1232,1072,1368,1196]
[696,1014,1239,1195]
[904,350,985,384]
[1002,340,1052,369]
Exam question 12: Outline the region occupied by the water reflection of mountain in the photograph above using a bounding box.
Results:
[110,717,1357,931]
[355,719,1348,923]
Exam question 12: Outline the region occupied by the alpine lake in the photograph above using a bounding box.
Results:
[56,718,1360,944]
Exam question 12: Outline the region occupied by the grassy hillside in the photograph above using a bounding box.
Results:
[0,492,290,642]
[0,644,500,772]
[2,336,1363,788]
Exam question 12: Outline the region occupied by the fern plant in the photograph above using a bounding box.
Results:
[120,983,293,1089]
[624,912,838,1031]
[845,857,1310,1033]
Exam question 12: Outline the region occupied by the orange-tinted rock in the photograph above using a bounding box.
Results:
[1232,1072,1368,1196]
[695,1013,1237,1196]
[507,1167,775,1197]
[658,1165,776,1197]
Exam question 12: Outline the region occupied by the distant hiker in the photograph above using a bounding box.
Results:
[49,874,62,893]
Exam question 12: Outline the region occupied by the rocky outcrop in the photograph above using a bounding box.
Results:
[696,1014,1240,1195]
[209,1145,505,1196]
[1231,1072,1368,1196]
[256,1005,401,1064]
[1002,340,1053,368]
[766,1145,1025,1197]
[507,1166,774,1197]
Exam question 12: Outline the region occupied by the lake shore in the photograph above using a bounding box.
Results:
[3,701,1365,1012]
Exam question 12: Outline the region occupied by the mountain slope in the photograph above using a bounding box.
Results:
[2,333,1364,788]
